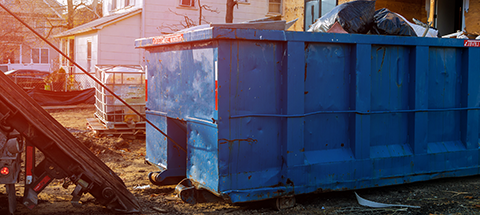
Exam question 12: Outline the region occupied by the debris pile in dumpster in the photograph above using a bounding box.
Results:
[371,8,417,36]
[308,0,375,34]
[308,0,438,37]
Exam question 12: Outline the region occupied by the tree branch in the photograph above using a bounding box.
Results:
[73,2,87,10]
[158,1,218,33]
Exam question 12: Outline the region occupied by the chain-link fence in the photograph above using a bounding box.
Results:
[9,72,95,91]
[65,72,96,91]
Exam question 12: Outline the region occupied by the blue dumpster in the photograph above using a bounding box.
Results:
[135,27,480,203]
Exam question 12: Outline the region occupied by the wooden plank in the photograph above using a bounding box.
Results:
[42,104,94,110]
[87,117,145,137]
[428,0,435,25]
[465,0,480,35]
[86,118,108,131]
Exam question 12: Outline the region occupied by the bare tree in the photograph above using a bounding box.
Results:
[0,0,65,64]
[65,0,102,29]
[0,0,101,65]
[157,0,219,34]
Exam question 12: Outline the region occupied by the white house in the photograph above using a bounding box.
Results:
[54,0,282,76]
[0,0,65,73]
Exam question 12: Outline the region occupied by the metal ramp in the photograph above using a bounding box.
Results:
[0,72,140,212]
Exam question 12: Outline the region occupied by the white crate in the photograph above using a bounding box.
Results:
[94,65,145,129]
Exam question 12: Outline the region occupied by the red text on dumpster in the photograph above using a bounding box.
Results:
[464,40,480,47]
[152,34,184,45]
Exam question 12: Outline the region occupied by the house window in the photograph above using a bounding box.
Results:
[111,0,117,11]
[321,0,336,16]
[179,0,195,7]
[87,41,92,72]
[30,48,49,64]
[87,42,92,60]
[268,0,282,14]
[22,47,31,64]
[125,0,134,6]
[32,49,39,63]
[305,0,337,30]
[41,49,48,64]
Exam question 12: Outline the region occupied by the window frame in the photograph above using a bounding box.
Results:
[125,0,134,7]
[32,48,40,64]
[110,0,117,11]
[267,0,283,15]
[40,48,49,64]
[179,0,195,8]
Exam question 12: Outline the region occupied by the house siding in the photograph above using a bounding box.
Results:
[75,33,98,73]
[98,14,142,65]
[104,0,144,16]
[145,0,271,36]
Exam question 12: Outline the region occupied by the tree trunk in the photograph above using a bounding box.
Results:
[198,0,202,25]
[226,0,235,23]
[67,0,74,29]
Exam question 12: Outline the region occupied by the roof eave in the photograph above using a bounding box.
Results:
[53,8,142,38]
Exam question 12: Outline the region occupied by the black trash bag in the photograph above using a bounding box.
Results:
[308,0,376,34]
[371,8,417,36]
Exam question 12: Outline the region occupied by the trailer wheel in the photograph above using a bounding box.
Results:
[274,196,295,211]
[6,184,16,215]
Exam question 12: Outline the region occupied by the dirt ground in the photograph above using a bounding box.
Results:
[2,105,480,214]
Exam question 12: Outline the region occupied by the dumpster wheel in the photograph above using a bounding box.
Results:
[148,171,184,185]
[274,196,295,211]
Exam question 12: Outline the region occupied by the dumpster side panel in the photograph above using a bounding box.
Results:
[145,44,216,121]
[218,40,285,191]
[427,48,463,149]
[145,112,167,168]
[304,43,355,163]
[187,121,218,192]
[370,45,413,159]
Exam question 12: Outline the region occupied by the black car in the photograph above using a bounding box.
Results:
[4,69,50,89]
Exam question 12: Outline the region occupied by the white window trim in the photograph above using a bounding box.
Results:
[125,0,134,7]
[110,0,117,11]
[237,0,250,5]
